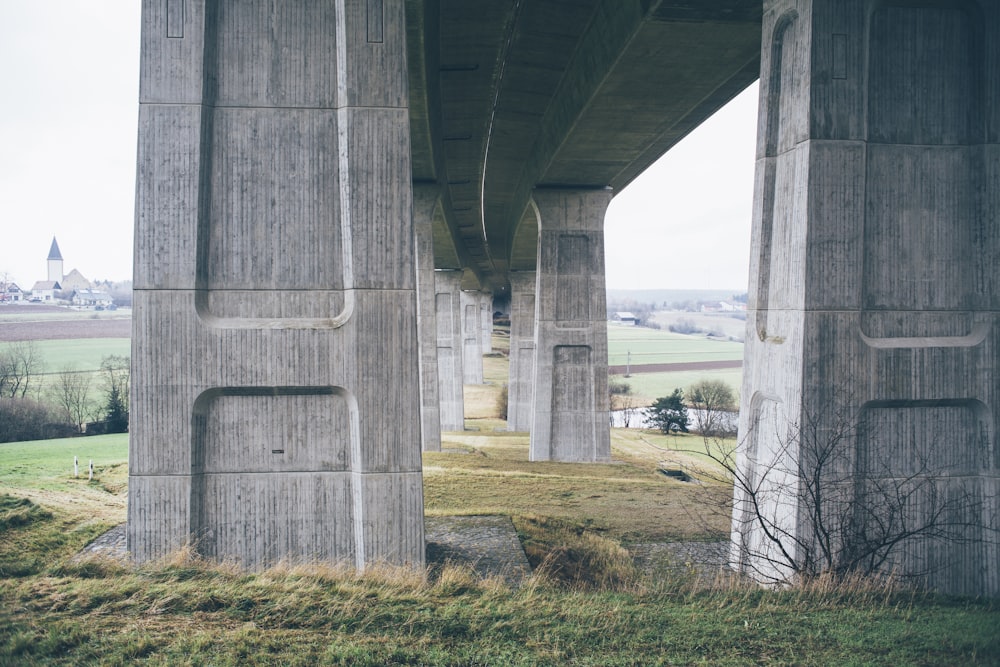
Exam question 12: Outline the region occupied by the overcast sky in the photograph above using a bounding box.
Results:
[0,3,758,293]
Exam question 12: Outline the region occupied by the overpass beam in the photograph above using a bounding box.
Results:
[507,271,537,432]
[128,0,423,569]
[414,184,442,452]
[529,189,612,462]
[736,0,999,595]
[435,270,465,431]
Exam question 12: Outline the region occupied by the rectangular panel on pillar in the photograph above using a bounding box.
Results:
[736,0,999,596]
[129,0,424,570]
[529,189,612,463]
[460,290,484,384]
[507,271,537,432]
[435,271,465,431]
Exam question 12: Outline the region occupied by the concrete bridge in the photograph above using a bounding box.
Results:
[128,0,998,596]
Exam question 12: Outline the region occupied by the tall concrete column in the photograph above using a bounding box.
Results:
[736,0,999,595]
[413,184,441,452]
[435,270,465,431]
[529,189,612,462]
[128,0,424,569]
[480,293,493,355]
[507,271,536,432]
[460,290,484,384]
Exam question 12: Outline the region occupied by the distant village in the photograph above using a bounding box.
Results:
[0,238,131,309]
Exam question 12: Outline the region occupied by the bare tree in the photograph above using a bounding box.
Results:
[50,368,96,433]
[691,397,998,590]
[687,379,736,437]
[0,341,43,399]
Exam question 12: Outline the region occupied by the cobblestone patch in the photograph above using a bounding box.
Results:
[630,541,730,581]
[425,515,532,587]
[74,524,127,563]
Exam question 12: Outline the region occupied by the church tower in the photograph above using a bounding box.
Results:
[47,237,63,283]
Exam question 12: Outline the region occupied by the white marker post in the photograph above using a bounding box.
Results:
[89,460,93,481]
[74,456,79,478]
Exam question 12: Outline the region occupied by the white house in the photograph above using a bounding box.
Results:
[72,288,113,307]
[29,280,61,302]
[1,282,24,303]
[612,311,638,325]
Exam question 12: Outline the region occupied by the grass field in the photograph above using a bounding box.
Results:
[607,324,744,367]
[606,325,743,403]
[2,433,998,664]
[0,338,131,373]
[0,308,130,323]
[0,338,131,402]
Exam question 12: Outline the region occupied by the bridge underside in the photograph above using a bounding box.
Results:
[129,0,997,595]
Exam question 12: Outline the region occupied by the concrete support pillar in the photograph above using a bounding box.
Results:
[736,0,999,596]
[435,270,465,431]
[507,271,536,432]
[413,184,441,452]
[480,293,494,354]
[460,290,484,384]
[128,0,424,569]
[529,189,612,462]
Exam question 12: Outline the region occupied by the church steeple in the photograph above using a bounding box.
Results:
[48,237,63,261]
[47,237,64,283]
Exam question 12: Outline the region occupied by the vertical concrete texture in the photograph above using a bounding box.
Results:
[460,290,484,384]
[413,184,442,452]
[435,270,465,431]
[507,271,536,432]
[736,0,999,595]
[480,293,493,355]
[529,189,612,462]
[129,0,424,569]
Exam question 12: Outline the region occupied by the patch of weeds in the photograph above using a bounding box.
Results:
[514,514,639,591]
[0,494,52,532]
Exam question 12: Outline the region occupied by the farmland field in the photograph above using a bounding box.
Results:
[606,324,743,367]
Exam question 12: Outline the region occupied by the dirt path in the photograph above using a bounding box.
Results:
[608,359,742,375]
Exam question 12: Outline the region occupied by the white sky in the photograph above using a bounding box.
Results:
[0,3,758,293]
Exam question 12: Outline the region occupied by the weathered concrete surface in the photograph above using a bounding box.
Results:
[414,185,442,452]
[735,0,1000,596]
[507,271,536,432]
[460,290,484,384]
[529,190,611,463]
[129,0,424,569]
[434,270,465,431]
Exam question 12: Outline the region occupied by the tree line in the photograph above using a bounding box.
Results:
[0,341,129,443]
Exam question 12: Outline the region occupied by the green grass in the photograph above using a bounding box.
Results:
[0,434,129,495]
[607,324,743,367]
